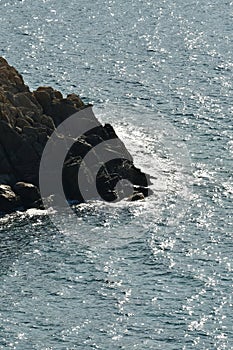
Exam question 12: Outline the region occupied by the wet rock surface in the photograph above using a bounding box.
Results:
[0,57,151,214]
[0,184,21,213]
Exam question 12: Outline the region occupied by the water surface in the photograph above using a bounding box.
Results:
[0,0,232,349]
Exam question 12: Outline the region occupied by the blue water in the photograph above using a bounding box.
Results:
[0,0,232,349]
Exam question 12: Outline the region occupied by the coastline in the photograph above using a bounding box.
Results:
[0,57,151,214]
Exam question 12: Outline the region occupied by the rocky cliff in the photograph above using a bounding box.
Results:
[0,57,151,213]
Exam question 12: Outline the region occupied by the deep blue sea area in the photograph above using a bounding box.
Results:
[0,0,232,349]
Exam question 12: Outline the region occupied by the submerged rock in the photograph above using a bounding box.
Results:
[0,57,152,214]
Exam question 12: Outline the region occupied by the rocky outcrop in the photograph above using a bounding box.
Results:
[0,57,152,214]
[0,185,21,213]
[13,182,41,209]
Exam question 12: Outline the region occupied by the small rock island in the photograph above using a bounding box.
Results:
[0,57,151,213]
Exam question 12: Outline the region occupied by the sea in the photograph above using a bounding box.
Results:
[0,0,232,349]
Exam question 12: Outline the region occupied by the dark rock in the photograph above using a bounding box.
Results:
[0,57,29,94]
[13,92,42,116]
[33,88,52,114]
[13,182,41,209]
[128,192,145,201]
[40,114,55,130]
[67,93,85,108]
[48,99,79,126]
[0,120,40,184]
[0,184,20,213]
[0,56,152,213]
[15,117,31,129]
[23,126,38,140]
[0,144,12,174]
[0,103,18,127]
[62,158,84,202]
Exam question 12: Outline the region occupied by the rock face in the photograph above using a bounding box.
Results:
[0,57,152,214]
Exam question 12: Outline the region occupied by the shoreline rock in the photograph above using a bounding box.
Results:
[0,57,152,214]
